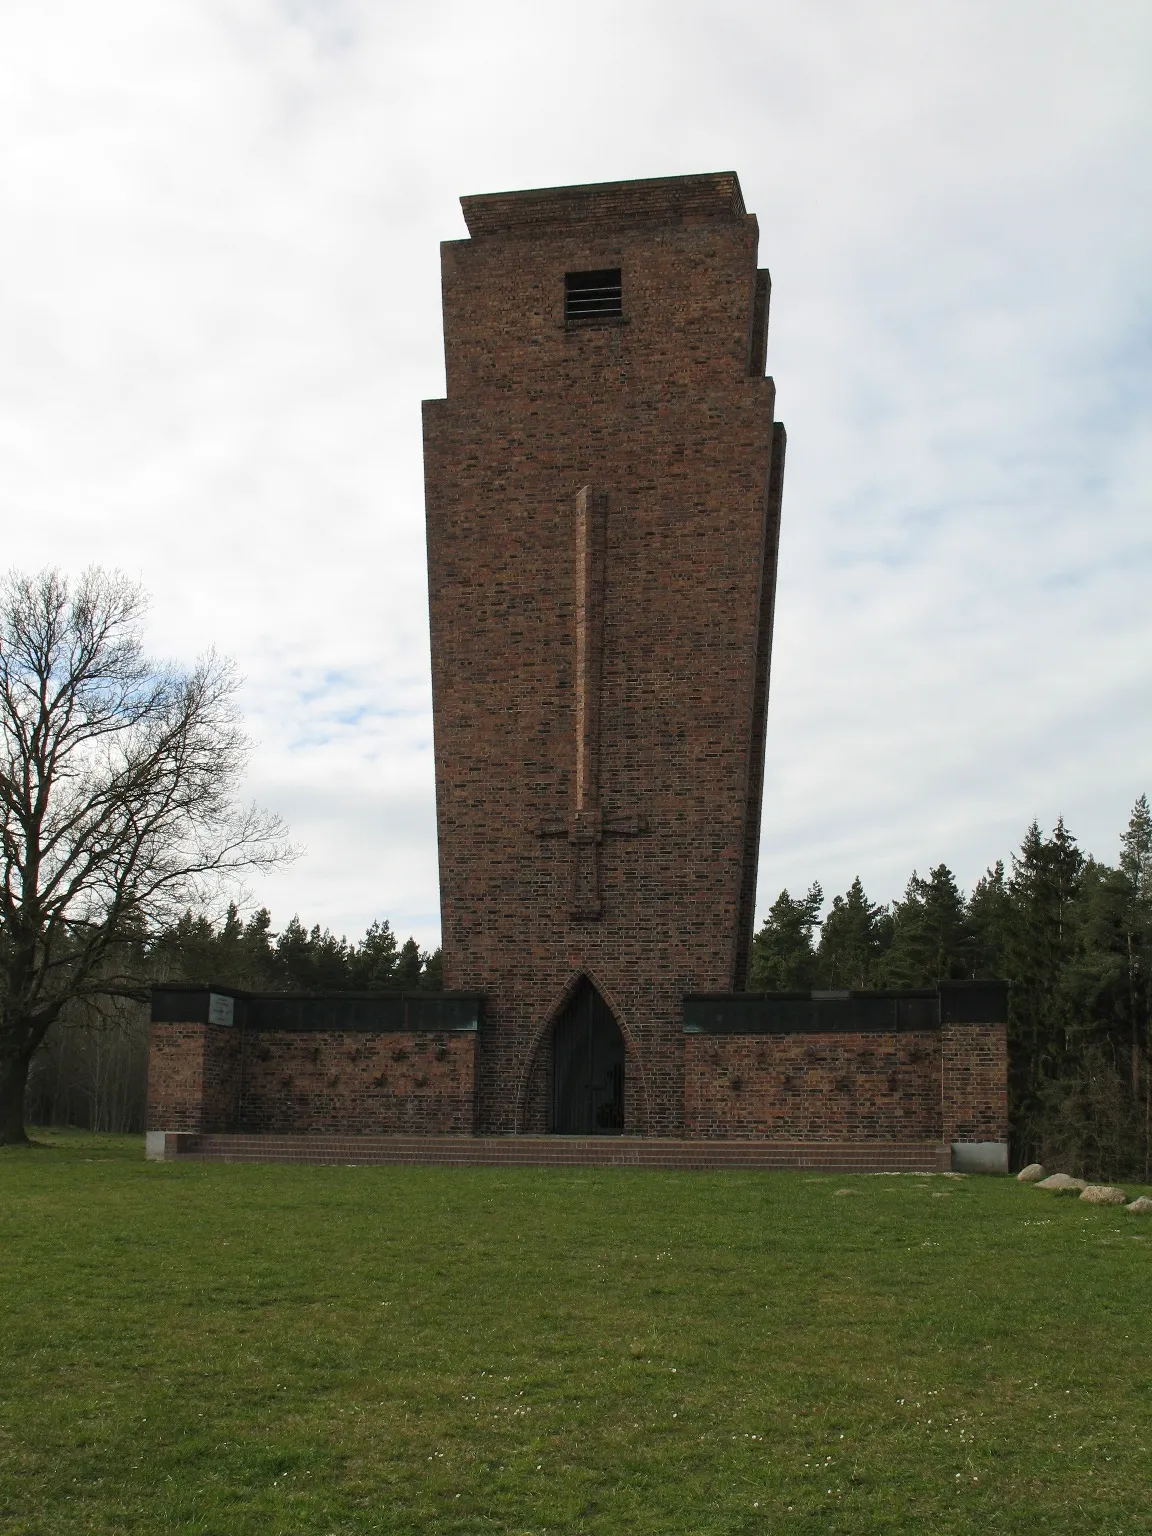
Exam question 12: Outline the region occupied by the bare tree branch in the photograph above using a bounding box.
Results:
[0,567,297,1142]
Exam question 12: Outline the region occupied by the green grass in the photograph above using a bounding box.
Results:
[0,1134,1149,1535]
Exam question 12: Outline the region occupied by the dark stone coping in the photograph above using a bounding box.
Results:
[683,981,1008,1036]
[151,986,482,1034]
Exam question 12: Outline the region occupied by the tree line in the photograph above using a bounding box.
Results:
[151,906,443,995]
[750,800,1152,1181]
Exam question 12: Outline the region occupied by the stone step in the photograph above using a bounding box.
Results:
[154,1132,948,1173]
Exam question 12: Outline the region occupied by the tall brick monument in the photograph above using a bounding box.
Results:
[144,170,1010,1175]
[422,172,784,1135]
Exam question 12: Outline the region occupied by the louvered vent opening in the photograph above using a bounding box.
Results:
[565,268,622,322]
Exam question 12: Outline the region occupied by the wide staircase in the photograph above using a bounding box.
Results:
[153,1133,949,1173]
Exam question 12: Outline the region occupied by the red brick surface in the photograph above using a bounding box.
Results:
[941,1023,1008,1142]
[239,1031,476,1135]
[148,1014,1007,1154]
[684,1030,943,1140]
[163,1132,949,1173]
[147,1024,240,1133]
[144,171,1010,1156]
[147,1024,205,1132]
[147,1027,477,1136]
[423,172,783,1133]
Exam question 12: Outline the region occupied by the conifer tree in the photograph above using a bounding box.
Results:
[348,920,400,990]
[881,864,971,986]
[815,877,890,988]
[393,937,425,990]
[1005,819,1085,1157]
[748,884,823,990]
[968,860,1012,978]
[1119,794,1152,1105]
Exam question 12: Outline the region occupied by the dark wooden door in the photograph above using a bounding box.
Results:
[552,979,624,1134]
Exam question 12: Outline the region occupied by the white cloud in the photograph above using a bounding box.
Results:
[2,0,1149,944]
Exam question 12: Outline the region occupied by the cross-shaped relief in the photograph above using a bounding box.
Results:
[538,486,648,919]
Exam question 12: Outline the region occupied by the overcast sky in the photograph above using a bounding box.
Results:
[4,1,1150,949]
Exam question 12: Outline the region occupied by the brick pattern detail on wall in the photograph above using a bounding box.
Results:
[239,1031,476,1136]
[424,172,782,1133]
[941,1023,1008,1143]
[147,1015,1008,1148]
[147,1024,240,1133]
[167,1134,949,1174]
[683,1031,943,1141]
[146,1026,477,1136]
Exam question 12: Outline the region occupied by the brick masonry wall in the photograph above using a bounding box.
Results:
[147,1024,205,1131]
[941,1023,1008,1142]
[424,174,782,1134]
[205,1025,243,1130]
[683,1031,943,1141]
[147,1025,477,1135]
[147,1023,240,1133]
[238,1031,477,1136]
[148,1017,1005,1146]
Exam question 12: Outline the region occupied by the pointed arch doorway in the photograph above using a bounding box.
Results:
[552,977,625,1134]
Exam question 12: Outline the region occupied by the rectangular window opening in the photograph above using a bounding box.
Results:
[565,268,622,323]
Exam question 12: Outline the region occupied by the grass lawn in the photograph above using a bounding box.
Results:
[0,1134,1149,1535]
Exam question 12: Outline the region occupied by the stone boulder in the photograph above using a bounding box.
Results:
[1079,1185,1128,1206]
[1035,1173,1087,1193]
[1126,1196,1152,1215]
[1017,1163,1045,1183]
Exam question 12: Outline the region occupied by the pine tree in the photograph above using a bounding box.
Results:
[968,860,1012,978]
[815,877,890,988]
[1119,794,1152,1108]
[273,918,353,992]
[881,864,971,986]
[748,884,823,990]
[349,920,400,990]
[420,948,445,991]
[1006,819,1085,1158]
[394,937,425,990]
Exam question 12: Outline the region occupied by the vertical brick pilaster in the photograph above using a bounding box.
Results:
[146,1022,241,1133]
[941,1022,1008,1144]
[147,1024,207,1132]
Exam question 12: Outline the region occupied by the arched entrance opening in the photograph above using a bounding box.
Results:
[552,977,625,1134]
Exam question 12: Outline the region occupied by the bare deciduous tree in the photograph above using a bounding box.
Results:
[0,568,292,1144]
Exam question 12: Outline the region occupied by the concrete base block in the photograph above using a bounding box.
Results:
[145,1130,201,1160]
[951,1140,1009,1174]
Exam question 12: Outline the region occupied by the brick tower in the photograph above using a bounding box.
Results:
[422,172,785,1135]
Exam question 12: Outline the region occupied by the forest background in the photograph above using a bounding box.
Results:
[27,800,1151,1182]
